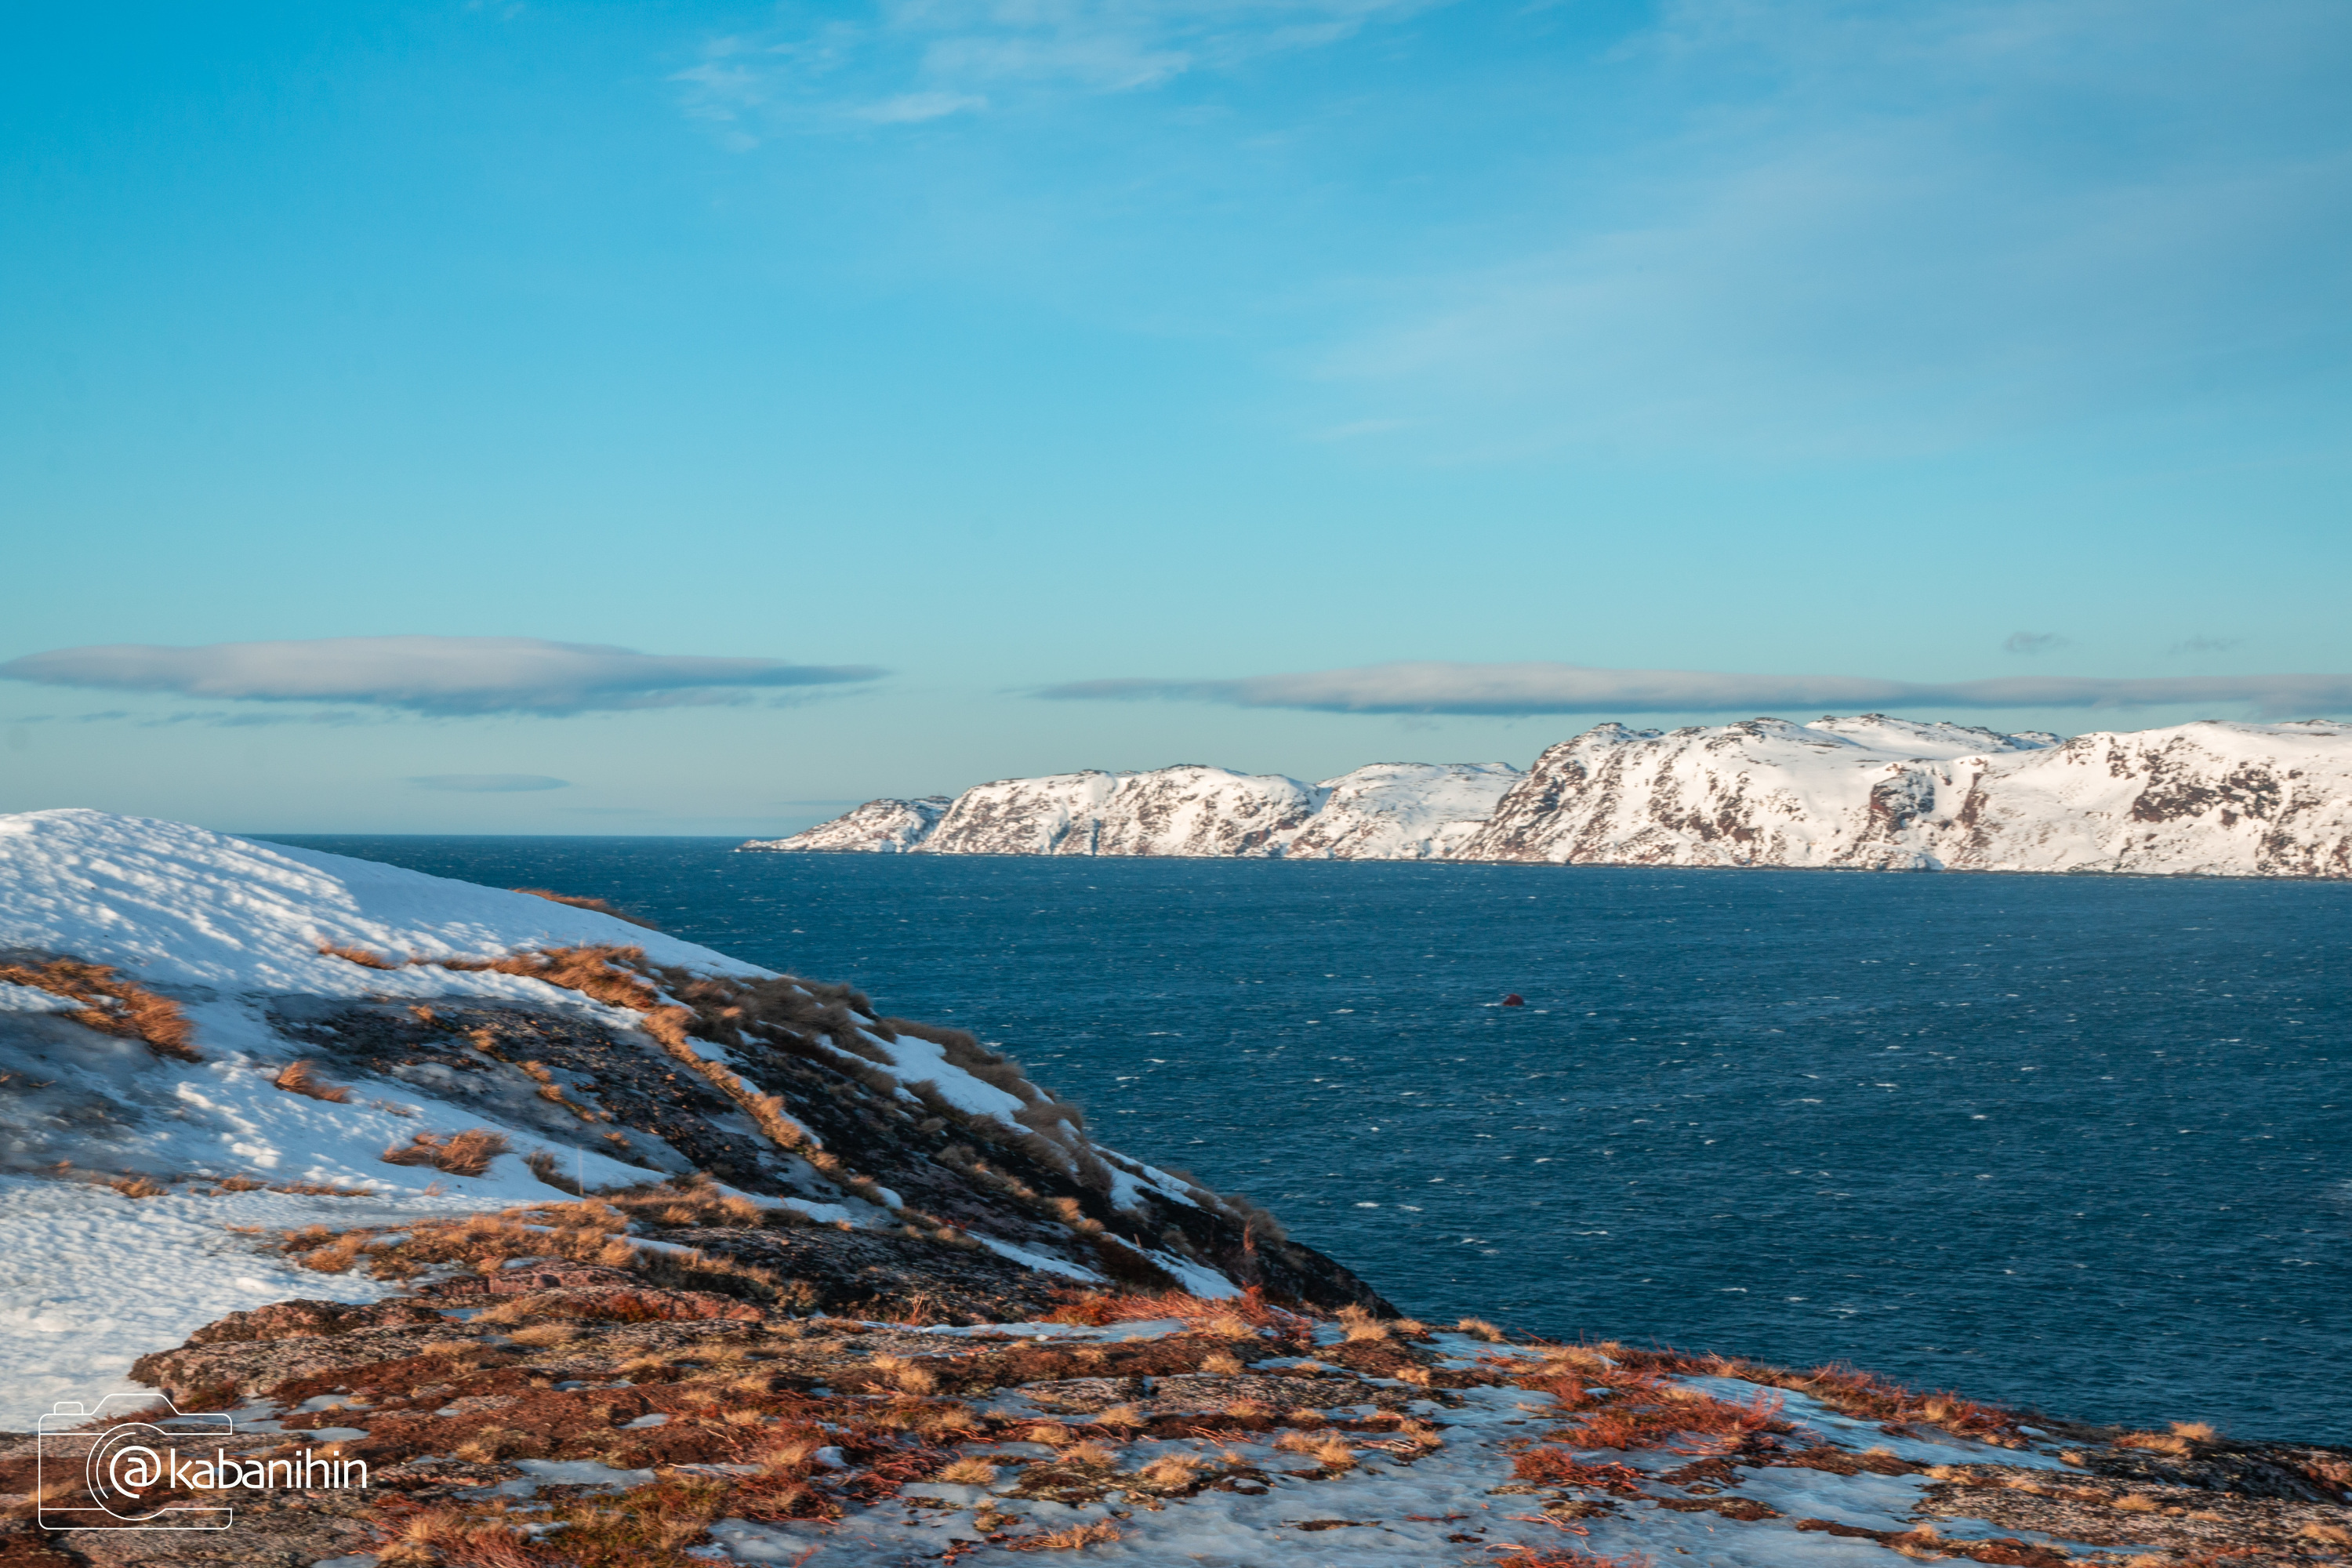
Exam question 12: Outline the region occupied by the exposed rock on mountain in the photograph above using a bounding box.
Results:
[757,794,951,854]
[753,716,2352,878]
[1283,761,1524,861]
[1463,717,2352,876]
[742,761,1523,861]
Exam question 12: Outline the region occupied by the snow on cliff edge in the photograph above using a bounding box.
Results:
[1460,717,2352,876]
[750,717,2352,877]
[746,761,1522,860]
[0,808,761,994]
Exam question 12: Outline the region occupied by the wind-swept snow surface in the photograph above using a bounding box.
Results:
[0,808,759,993]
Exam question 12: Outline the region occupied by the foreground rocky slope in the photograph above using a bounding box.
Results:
[753,716,2352,877]
[4,811,2349,1567]
[10,1225,2350,1567]
[0,811,1381,1407]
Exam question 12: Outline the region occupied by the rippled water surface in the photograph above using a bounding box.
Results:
[269,837,2352,1441]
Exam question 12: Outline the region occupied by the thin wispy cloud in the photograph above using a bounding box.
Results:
[673,0,1436,139]
[2003,633,2068,655]
[1039,661,2352,718]
[1308,0,2352,457]
[407,775,571,793]
[2169,636,2246,655]
[670,0,2352,461]
[0,637,884,716]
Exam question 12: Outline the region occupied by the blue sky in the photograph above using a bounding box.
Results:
[4,0,2348,834]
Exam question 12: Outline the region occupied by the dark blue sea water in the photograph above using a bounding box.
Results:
[267,837,2352,1443]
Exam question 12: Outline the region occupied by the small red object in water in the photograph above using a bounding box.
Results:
[1502,993,1526,1007]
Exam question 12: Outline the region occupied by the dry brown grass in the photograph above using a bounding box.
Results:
[381,1128,512,1177]
[1201,1350,1244,1376]
[1000,1521,1122,1552]
[505,1322,579,1348]
[512,888,663,931]
[1063,1440,1120,1468]
[938,1457,999,1486]
[1455,1317,1507,1342]
[289,1229,372,1273]
[1512,1449,1648,1490]
[426,944,666,1011]
[2170,1421,2219,1443]
[1047,1287,1293,1336]
[2112,1494,2163,1512]
[1338,1304,1392,1341]
[106,1174,169,1198]
[316,942,401,970]
[271,1059,350,1102]
[0,956,199,1061]
[2116,1430,2195,1456]
[1135,1454,1203,1488]
[1488,1551,1653,1568]
[868,1354,938,1396]
[2301,1523,2352,1547]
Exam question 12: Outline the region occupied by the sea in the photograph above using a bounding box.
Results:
[265,837,2352,1444]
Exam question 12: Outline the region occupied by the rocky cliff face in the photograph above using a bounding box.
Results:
[745,761,1523,861]
[1461,717,2352,877]
[746,795,950,854]
[752,717,2352,878]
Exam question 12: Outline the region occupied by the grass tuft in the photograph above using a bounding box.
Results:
[0,955,199,1060]
[272,1059,351,1102]
[381,1127,512,1178]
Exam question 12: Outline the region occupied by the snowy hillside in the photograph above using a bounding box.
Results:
[0,810,1383,1430]
[1463,717,2352,876]
[1284,761,1526,860]
[750,794,951,854]
[745,761,1523,860]
[753,717,2352,877]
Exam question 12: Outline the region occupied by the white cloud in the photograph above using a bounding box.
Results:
[1039,660,2352,718]
[0,637,884,716]
[2002,632,2068,655]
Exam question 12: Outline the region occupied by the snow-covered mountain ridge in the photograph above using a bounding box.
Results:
[748,716,2352,878]
[750,760,1523,861]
